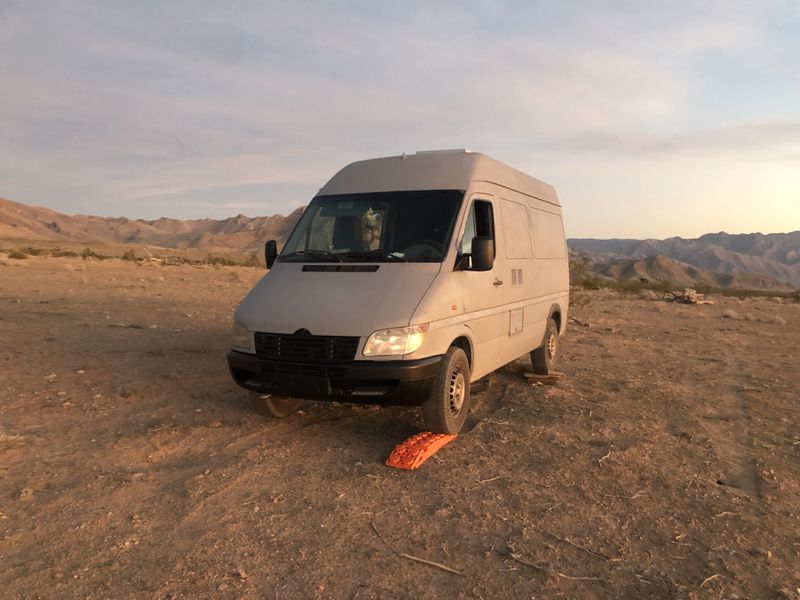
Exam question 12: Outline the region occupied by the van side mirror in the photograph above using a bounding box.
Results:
[265,240,278,269]
[471,236,494,271]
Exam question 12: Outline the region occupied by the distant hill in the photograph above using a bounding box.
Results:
[0,197,304,252]
[3,196,798,289]
[570,232,800,288]
[589,254,794,291]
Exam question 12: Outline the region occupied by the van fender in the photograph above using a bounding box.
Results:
[448,325,475,371]
[425,322,475,370]
[546,303,565,338]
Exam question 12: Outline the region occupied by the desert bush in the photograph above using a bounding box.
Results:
[569,252,602,290]
[791,291,800,304]
[689,285,791,301]
[570,291,592,308]
[726,288,774,300]
[577,274,603,290]
[568,252,591,276]
[121,249,137,261]
[242,253,261,268]
[612,278,673,294]
[614,280,642,294]
[205,254,238,267]
[162,256,192,266]
[21,246,45,256]
[50,247,80,258]
[8,250,27,260]
[81,247,110,261]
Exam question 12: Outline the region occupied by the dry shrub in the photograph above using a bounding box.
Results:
[205,254,237,267]
[50,247,80,258]
[81,247,110,261]
[8,250,27,260]
[571,291,592,308]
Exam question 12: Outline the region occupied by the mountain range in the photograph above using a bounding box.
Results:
[1,196,797,289]
[569,233,800,289]
[0,197,304,253]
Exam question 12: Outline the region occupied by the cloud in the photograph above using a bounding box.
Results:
[0,1,798,227]
[546,121,800,157]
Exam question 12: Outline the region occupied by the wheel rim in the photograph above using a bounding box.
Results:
[448,367,466,415]
[546,333,557,362]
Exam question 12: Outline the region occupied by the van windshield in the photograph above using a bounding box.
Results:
[280,190,464,263]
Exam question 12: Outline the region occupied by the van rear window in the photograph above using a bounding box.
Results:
[281,190,464,263]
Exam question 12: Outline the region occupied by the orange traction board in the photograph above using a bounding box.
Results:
[385,432,458,470]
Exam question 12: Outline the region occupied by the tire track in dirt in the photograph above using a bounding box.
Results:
[697,334,763,498]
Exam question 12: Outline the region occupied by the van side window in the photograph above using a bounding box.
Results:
[459,200,495,257]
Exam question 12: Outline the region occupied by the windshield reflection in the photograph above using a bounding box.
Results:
[281,190,464,263]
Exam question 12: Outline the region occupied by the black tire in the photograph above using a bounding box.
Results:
[531,318,559,374]
[249,391,302,418]
[422,347,471,434]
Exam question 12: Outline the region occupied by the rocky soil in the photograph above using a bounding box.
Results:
[1,256,799,598]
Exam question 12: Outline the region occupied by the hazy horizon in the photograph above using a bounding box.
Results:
[1,1,798,239]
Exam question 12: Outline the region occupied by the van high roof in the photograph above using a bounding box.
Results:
[318,150,559,206]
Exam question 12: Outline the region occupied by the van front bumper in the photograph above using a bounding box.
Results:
[227,350,442,406]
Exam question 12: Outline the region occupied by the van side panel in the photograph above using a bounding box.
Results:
[496,195,540,363]
[410,180,568,381]
[496,190,569,367]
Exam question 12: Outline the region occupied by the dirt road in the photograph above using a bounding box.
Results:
[1,256,799,598]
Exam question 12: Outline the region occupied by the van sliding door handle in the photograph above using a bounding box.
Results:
[493,279,503,286]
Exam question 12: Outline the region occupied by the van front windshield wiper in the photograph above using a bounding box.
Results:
[281,249,342,262]
[342,250,407,262]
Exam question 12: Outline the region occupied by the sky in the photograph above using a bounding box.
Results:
[1,0,799,239]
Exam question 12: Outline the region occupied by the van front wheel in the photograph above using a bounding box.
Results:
[422,347,471,435]
[531,318,559,374]
[249,392,302,418]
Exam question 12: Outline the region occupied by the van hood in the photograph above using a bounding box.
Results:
[235,262,441,337]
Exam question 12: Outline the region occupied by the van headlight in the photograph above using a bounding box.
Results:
[231,320,254,353]
[363,324,429,356]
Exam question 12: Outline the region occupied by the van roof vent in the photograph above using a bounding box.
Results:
[415,148,472,155]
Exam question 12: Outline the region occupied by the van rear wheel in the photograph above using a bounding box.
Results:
[249,391,302,418]
[531,318,559,374]
[422,347,470,435]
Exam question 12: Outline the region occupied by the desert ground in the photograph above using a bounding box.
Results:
[1,254,799,599]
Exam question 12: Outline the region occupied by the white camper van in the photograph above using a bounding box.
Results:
[228,150,569,434]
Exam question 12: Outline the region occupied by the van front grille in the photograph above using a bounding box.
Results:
[254,332,360,363]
